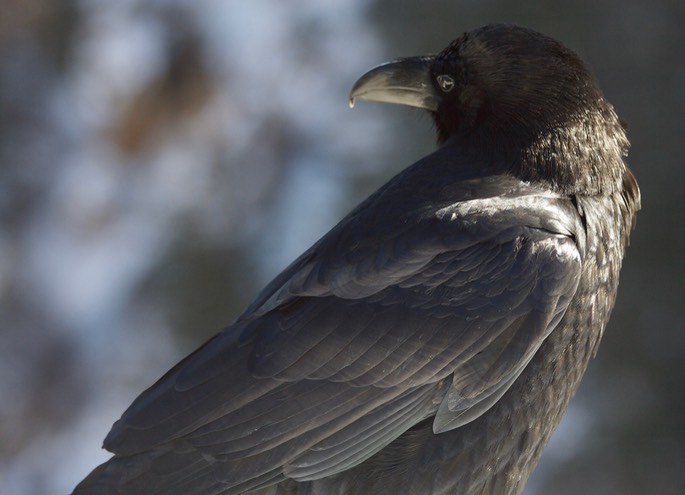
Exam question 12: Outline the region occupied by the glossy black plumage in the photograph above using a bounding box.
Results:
[73,24,640,495]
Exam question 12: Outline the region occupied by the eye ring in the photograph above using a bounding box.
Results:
[436,74,455,92]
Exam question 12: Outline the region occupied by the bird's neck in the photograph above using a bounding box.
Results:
[444,104,630,197]
[517,105,629,196]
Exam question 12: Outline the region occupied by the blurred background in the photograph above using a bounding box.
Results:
[1,1,683,494]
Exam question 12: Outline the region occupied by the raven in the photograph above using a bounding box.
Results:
[73,24,640,495]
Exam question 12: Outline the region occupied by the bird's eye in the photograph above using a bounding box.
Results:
[436,74,455,92]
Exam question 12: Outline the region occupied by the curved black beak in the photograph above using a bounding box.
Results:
[349,56,439,111]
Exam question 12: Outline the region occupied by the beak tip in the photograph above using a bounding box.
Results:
[348,97,356,109]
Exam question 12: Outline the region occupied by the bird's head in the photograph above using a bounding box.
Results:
[350,24,629,194]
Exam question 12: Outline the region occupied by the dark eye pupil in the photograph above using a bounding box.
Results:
[437,75,455,92]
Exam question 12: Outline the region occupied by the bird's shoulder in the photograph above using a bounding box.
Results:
[244,146,586,318]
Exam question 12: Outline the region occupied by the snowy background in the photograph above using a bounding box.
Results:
[1,1,683,494]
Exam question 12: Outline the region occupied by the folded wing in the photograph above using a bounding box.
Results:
[79,177,584,495]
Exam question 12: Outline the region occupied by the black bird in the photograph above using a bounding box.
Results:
[73,24,640,495]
